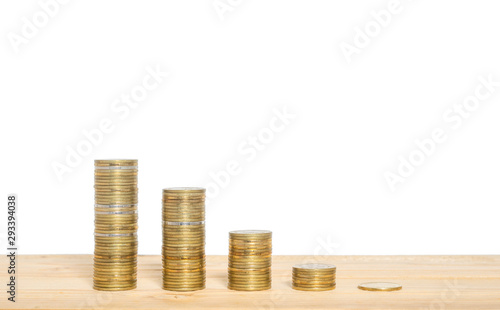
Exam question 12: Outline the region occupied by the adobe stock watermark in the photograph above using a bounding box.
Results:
[254,234,341,310]
[385,74,499,191]
[204,106,295,202]
[340,0,417,64]
[7,0,71,53]
[213,0,244,21]
[51,65,169,182]
[421,278,463,310]
[313,234,341,257]
[76,291,113,310]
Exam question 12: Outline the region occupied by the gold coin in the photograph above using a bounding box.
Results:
[162,248,205,253]
[358,282,402,292]
[161,188,205,292]
[229,240,272,245]
[163,197,205,201]
[162,239,205,243]
[93,177,137,182]
[230,245,272,250]
[162,203,205,208]
[94,252,137,257]
[94,248,138,253]
[163,261,205,266]
[95,286,137,290]
[94,182,137,186]
[94,174,137,178]
[94,264,137,269]
[229,255,272,260]
[162,286,205,292]
[163,227,205,232]
[229,265,271,270]
[163,283,205,287]
[163,187,205,192]
[230,230,272,237]
[93,279,137,284]
[94,271,137,277]
[95,159,137,165]
[293,263,336,270]
[230,252,272,257]
[163,193,205,197]
[162,231,205,236]
[93,277,136,283]
[228,285,271,291]
[94,177,138,182]
[293,274,336,279]
[163,283,205,288]
[162,277,205,280]
[292,285,336,292]
[162,247,204,252]
[293,280,337,284]
[229,280,271,286]
[93,285,137,290]
[228,271,271,276]
[162,256,205,261]
[93,162,138,292]
[163,271,205,276]
[95,199,138,204]
[229,273,271,278]
[229,243,272,247]
[94,238,137,244]
[94,230,137,235]
[162,216,205,220]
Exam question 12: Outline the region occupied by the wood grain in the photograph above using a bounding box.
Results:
[1,255,499,309]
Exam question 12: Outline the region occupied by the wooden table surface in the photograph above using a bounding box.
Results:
[1,255,499,309]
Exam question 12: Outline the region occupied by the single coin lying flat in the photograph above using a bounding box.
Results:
[358,282,402,292]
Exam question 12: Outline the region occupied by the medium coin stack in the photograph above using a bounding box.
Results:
[162,187,206,291]
[93,159,138,291]
[292,263,336,291]
[228,230,272,291]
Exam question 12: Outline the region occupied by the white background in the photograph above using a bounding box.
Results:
[1,0,499,255]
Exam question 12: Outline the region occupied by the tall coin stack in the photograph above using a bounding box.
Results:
[292,263,336,291]
[228,230,272,291]
[162,187,206,291]
[93,159,138,291]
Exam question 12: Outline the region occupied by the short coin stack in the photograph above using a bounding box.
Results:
[162,187,206,291]
[292,263,336,291]
[93,159,138,291]
[228,230,272,291]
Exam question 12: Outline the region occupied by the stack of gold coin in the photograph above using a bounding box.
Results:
[93,159,138,291]
[292,263,336,291]
[228,230,272,291]
[162,187,206,291]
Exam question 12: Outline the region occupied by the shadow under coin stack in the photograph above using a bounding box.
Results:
[292,263,336,291]
[93,159,138,291]
[162,188,206,291]
[228,230,272,291]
